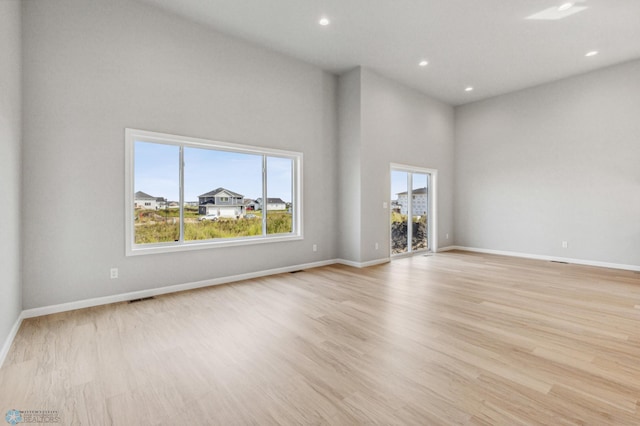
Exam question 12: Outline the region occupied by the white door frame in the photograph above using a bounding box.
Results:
[390,163,438,255]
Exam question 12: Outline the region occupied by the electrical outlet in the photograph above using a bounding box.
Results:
[382,202,388,209]
[562,241,568,249]
[110,268,118,279]
[375,242,379,250]
[312,244,317,252]
[446,233,449,240]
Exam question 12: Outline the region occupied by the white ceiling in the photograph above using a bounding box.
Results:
[138,0,640,105]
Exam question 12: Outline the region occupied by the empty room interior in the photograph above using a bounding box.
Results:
[2,0,640,424]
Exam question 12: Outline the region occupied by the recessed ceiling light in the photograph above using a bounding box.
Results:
[319,17,330,26]
[558,2,574,12]
[465,87,474,92]
[585,50,598,57]
[419,60,429,67]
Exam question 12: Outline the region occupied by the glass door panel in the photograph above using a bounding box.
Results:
[391,170,409,255]
[411,173,428,252]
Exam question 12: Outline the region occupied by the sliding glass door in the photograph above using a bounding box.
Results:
[390,165,436,256]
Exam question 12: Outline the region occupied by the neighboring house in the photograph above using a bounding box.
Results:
[156,197,167,209]
[397,187,428,216]
[255,197,287,211]
[135,191,164,210]
[198,187,245,217]
[244,199,258,211]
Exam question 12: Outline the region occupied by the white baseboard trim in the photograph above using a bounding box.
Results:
[436,245,457,252]
[21,257,395,320]
[0,313,24,369]
[21,257,400,320]
[450,246,640,272]
[21,259,338,319]
[336,258,390,268]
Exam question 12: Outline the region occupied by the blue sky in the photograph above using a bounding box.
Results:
[135,141,293,202]
[391,170,429,200]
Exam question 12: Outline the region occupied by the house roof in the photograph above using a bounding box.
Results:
[135,191,156,200]
[255,197,287,204]
[266,198,286,204]
[198,187,243,198]
[397,187,427,196]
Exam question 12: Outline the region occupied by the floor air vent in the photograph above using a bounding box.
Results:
[289,270,305,274]
[550,261,569,264]
[129,296,155,304]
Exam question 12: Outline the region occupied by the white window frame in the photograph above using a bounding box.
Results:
[125,128,303,256]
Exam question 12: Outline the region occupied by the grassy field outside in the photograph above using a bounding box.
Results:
[134,209,292,244]
[391,211,426,224]
[135,206,200,220]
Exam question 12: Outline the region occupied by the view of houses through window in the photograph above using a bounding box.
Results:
[130,132,299,250]
[134,141,180,244]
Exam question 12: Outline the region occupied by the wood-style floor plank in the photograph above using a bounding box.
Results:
[1,250,640,425]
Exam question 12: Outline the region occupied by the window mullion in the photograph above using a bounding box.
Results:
[290,158,295,233]
[179,145,184,244]
[262,155,267,236]
[407,173,413,252]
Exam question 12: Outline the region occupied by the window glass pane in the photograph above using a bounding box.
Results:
[391,170,409,254]
[184,147,262,240]
[411,173,428,251]
[266,156,293,235]
[134,141,180,244]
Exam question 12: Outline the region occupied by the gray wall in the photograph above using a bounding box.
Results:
[455,60,640,266]
[337,68,362,261]
[22,0,338,309]
[0,1,22,345]
[360,69,455,261]
[337,68,456,263]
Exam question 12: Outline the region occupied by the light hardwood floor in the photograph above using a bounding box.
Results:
[1,251,640,425]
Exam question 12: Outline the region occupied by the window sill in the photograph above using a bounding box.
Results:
[126,233,303,256]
